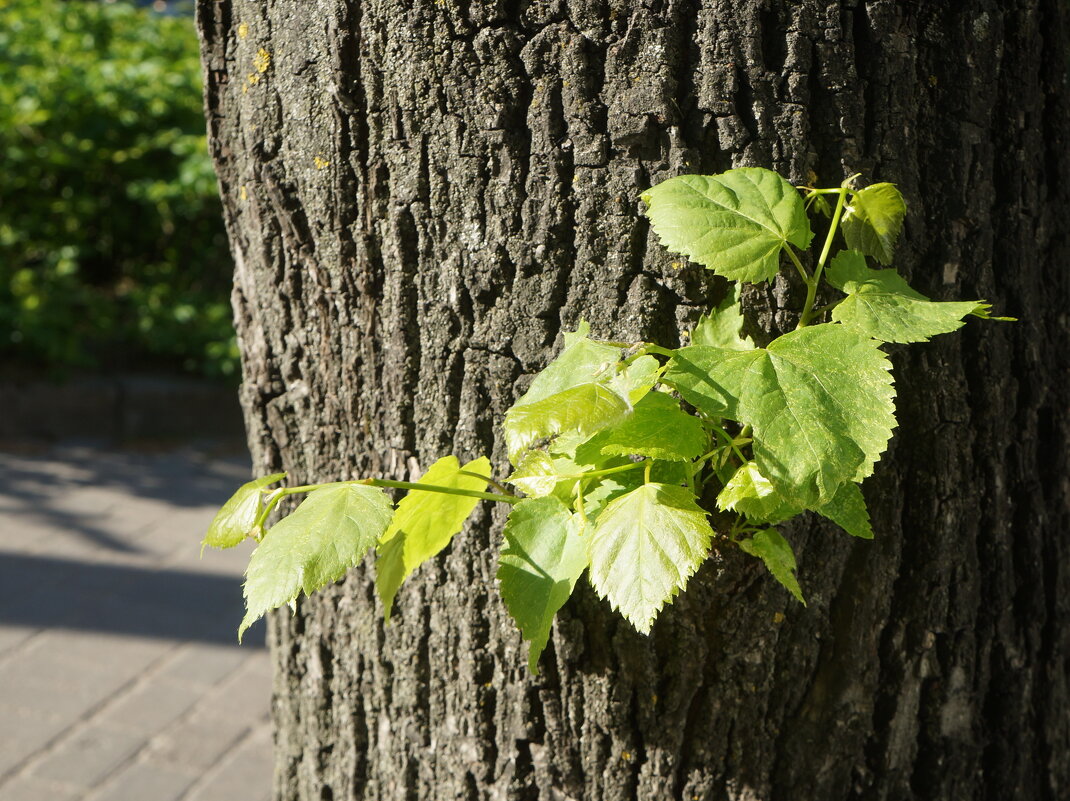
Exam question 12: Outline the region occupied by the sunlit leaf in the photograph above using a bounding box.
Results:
[691,284,754,351]
[498,497,588,673]
[504,323,633,461]
[504,382,630,461]
[507,451,562,498]
[240,483,393,640]
[203,472,286,550]
[828,250,991,344]
[588,483,713,633]
[608,354,662,404]
[641,168,813,283]
[840,182,906,265]
[376,456,490,621]
[717,462,800,524]
[512,321,621,407]
[739,529,805,604]
[667,325,896,507]
[580,391,707,462]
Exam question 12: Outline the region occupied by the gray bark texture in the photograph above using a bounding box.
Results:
[196,1,1070,799]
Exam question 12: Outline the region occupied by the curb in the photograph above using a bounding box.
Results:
[0,375,245,443]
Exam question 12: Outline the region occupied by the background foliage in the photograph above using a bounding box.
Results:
[0,0,237,377]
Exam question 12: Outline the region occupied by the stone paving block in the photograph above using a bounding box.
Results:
[203,653,273,722]
[0,625,35,659]
[184,723,272,801]
[30,725,144,790]
[72,591,242,647]
[0,704,67,778]
[0,444,267,796]
[0,650,132,722]
[159,642,252,687]
[0,633,138,701]
[26,630,171,677]
[0,774,79,801]
[148,710,252,771]
[28,527,120,561]
[88,759,198,801]
[0,524,66,557]
[96,678,202,735]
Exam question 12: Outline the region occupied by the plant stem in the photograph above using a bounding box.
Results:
[696,446,722,465]
[277,481,355,495]
[253,488,287,534]
[710,426,747,464]
[562,462,645,481]
[784,246,810,285]
[799,186,849,328]
[641,343,677,358]
[800,187,844,195]
[811,298,844,318]
[360,478,520,504]
[816,187,849,276]
[458,470,512,496]
[274,478,520,506]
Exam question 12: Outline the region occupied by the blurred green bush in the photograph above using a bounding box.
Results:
[0,0,238,378]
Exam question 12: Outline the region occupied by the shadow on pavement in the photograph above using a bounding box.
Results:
[0,444,250,555]
[0,552,265,647]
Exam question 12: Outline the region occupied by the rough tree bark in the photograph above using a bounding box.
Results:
[196,1,1069,799]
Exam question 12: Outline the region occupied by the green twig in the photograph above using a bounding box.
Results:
[360,478,520,504]
[271,477,519,507]
[458,470,513,496]
[815,187,849,277]
[811,298,844,319]
[560,462,644,481]
[784,246,810,285]
[799,186,849,327]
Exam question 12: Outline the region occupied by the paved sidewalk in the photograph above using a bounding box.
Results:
[0,444,272,801]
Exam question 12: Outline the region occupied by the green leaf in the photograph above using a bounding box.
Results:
[240,484,393,640]
[588,483,713,633]
[807,193,833,218]
[504,382,631,461]
[579,473,641,520]
[668,324,896,507]
[376,456,490,621]
[840,183,906,265]
[717,461,873,539]
[663,345,760,419]
[512,321,621,407]
[691,284,754,351]
[717,462,801,524]
[579,391,708,462]
[828,250,991,344]
[816,481,873,539]
[504,323,634,461]
[507,451,562,498]
[203,472,286,550]
[739,529,805,604]
[969,306,1017,322]
[497,497,588,674]
[608,354,661,404]
[641,167,813,284]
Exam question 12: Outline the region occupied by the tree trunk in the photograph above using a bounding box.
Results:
[196,1,1069,799]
